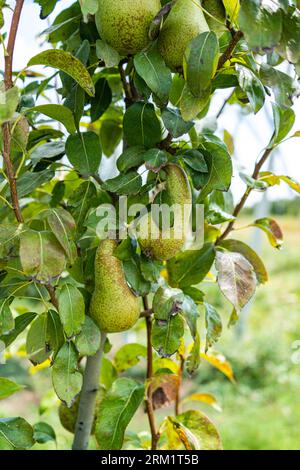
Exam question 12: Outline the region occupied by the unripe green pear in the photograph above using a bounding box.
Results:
[138,164,192,261]
[59,392,102,434]
[202,0,226,34]
[89,239,140,333]
[95,0,161,55]
[158,0,209,71]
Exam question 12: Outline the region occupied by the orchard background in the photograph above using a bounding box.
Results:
[0,0,300,451]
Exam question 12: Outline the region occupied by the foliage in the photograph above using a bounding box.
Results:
[0,0,299,451]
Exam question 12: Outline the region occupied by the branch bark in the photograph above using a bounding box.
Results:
[2,0,25,223]
[217,30,243,70]
[217,147,274,242]
[72,332,107,451]
[143,295,160,450]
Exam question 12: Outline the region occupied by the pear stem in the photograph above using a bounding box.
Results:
[72,331,107,450]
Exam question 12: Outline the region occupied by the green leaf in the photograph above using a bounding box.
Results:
[184,32,219,97]
[27,104,76,134]
[95,378,144,450]
[52,342,83,407]
[198,143,233,200]
[219,239,268,284]
[75,316,101,356]
[100,119,122,157]
[123,102,161,148]
[30,141,65,166]
[117,146,146,173]
[15,170,54,199]
[152,314,185,358]
[34,0,59,19]
[33,422,56,445]
[65,132,102,176]
[102,171,142,195]
[100,357,118,390]
[90,78,112,123]
[0,378,23,400]
[239,0,282,51]
[180,294,199,339]
[28,49,95,96]
[114,343,147,373]
[186,331,201,375]
[0,312,37,348]
[180,83,210,121]
[167,244,215,288]
[96,39,120,67]
[183,149,208,172]
[26,313,53,365]
[0,298,14,336]
[46,310,65,357]
[250,217,283,249]
[161,108,194,138]
[236,65,265,113]
[57,284,85,339]
[215,250,257,312]
[269,103,295,147]
[260,64,299,108]
[47,207,77,264]
[204,303,222,352]
[0,84,19,125]
[0,418,34,450]
[240,172,268,191]
[278,6,300,64]
[134,44,172,103]
[19,230,66,283]
[144,148,168,172]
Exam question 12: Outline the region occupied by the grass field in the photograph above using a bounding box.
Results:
[1,216,299,450]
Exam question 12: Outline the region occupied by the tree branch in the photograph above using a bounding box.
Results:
[72,332,107,450]
[217,147,274,242]
[143,295,160,450]
[217,30,243,70]
[1,0,25,223]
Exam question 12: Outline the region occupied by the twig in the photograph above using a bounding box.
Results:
[143,295,160,450]
[46,284,59,309]
[1,0,25,223]
[218,147,274,242]
[175,354,185,416]
[217,30,243,70]
[118,60,133,108]
[72,332,107,450]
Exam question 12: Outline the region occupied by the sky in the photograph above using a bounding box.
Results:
[2,0,300,206]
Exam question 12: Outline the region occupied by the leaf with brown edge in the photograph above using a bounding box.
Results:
[148,373,179,410]
[250,217,283,249]
[219,239,268,285]
[200,351,235,382]
[215,250,257,312]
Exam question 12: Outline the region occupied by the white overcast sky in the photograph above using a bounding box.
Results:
[2,0,300,205]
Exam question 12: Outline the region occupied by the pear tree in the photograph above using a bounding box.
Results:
[0,0,299,451]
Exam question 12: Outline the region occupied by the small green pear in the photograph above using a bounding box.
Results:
[89,239,140,333]
[158,0,209,71]
[59,392,102,434]
[202,0,226,34]
[95,0,161,55]
[138,164,192,261]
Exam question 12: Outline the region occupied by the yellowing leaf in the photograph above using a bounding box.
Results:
[200,351,235,382]
[183,393,222,412]
[29,359,51,375]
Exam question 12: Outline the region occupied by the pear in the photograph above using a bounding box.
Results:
[158,0,209,71]
[138,164,192,261]
[202,0,226,34]
[59,392,102,434]
[89,239,140,333]
[95,0,161,56]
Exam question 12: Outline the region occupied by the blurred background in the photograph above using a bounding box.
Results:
[0,0,300,450]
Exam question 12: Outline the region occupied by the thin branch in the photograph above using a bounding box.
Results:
[175,354,185,416]
[1,0,25,223]
[46,284,59,310]
[217,147,274,242]
[72,332,107,450]
[118,60,133,108]
[143,295,160,450]
[217,30,243,70]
